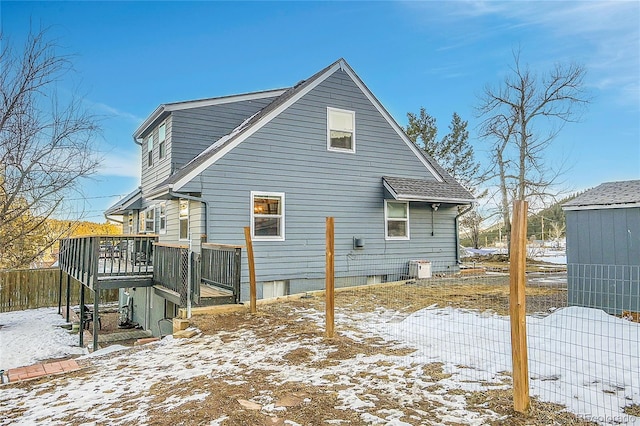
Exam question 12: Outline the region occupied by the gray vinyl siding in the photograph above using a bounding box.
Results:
[170,97,278,170]
[141,117,173,194]
[183,69,459,297]
[566,207,640,314]
[140,97,277,195]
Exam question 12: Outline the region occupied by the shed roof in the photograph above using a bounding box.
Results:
[105,187,142,215]
[562,180,640,211]
[383,176,474,204]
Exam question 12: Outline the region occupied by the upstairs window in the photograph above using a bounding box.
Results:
[251,192,285,241]
[385,201,409,240]
[179,199,189,240]
[327,107,355,152]
[138,211,145,233]
[158,123,166,159]
[147,135,153,167]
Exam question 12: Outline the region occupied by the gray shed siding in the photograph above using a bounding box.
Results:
[566,207,640,314]
[182,70,460,298]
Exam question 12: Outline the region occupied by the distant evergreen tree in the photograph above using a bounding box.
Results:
[406,109,482,195]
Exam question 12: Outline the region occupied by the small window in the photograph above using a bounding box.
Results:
[138,211,145,233]
[251,192,285,241]
[158,123,166,159]
[128,211,133,234]
[147,135,153,167]
[179,199,189,240]
[385,201,409,240]
[145,207,155,233]
[159,203,166,234]
[327,107,355,152]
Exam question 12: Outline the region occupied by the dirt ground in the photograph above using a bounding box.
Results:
[7,277,609,425]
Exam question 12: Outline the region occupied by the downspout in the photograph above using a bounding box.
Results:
[455,203,474,265]
[169,191,210,320]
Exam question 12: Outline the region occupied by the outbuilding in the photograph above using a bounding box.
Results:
[562,180,640,315]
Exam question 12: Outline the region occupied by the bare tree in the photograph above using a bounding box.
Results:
[0,28,101,268]
[459,209,483,249]
[477,49,588,248]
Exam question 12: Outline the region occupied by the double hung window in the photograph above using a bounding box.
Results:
[327,107,355,152]
[251,192,285,241]
[158,123,166,159]
[385,201,409,240]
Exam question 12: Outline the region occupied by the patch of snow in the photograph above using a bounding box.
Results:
[0,307,88,370]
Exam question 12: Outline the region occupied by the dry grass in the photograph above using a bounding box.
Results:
[291,276,566,316]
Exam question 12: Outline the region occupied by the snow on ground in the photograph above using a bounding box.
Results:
[0,305,638,425]
[0,307,87,370]
[532,249,567,264]
[376,306,639,423]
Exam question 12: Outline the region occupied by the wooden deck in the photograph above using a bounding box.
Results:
[200,284,232,298]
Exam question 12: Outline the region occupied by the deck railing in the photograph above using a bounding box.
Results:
[153,243,190,306]
[59,235,158,289]
[201,243,242,303]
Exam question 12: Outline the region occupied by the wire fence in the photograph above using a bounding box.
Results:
[320,255,639,424]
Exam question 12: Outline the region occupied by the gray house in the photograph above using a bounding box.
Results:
[563,180,640,315]
[106,59,474,331]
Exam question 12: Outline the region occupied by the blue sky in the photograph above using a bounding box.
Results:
[3,1,639,221]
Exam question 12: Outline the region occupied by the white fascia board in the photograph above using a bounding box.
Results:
[172,63,343,191]
[339,62,444,183]
[144,184,173,200]
[133,89,287,141]
[562,202,640,211]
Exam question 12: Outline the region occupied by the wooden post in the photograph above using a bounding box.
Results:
[58,269,63,315]
[93,287,99,352]
[243,227,257,314]
[79,284,85,347]
[509,200,530,413]
[65,273,71,323]
[326,217,335,338]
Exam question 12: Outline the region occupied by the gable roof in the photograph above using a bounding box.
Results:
[146,58,468,200]
[383,176,474,204]
[562,180,640,211]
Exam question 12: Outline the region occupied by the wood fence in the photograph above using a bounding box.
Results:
[0,268,119,313]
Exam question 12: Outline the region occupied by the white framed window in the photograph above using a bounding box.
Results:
[147,134,153,167]
[159,203,166,234]
[158,122,166,159]
[145,207,155,233]
[138,211,145,233]
[251,191,285,241]
[179,199,189,240]
[385,200,409,240]
[327,107,355,152]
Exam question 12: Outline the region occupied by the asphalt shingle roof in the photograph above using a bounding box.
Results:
[383,176,474,204]
[563,180,640,208]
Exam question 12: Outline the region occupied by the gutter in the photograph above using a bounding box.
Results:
[104,214,124,225]
[454,203,474,265]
